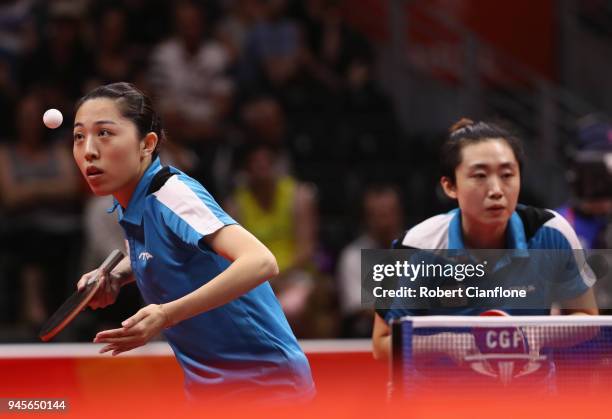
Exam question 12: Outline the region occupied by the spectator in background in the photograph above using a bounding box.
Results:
[239,95,290,166]
[301,0,372,94]
[228,143,316,275]
[149,0,233,138]
[556,116,612,313]
[0,92,80,329]
[148,0,234,190]
[215,0,264,65]
[337,185,404,337]
[212,94,290,197]
[240,0,302,89]
[120,0,172,48]
[86,4,141,87]
[0,0,37,137]
[299,0,400,185]
[557,117,612,249]
[19,1,92,111]
[226,143,336,337]
[300,0,392,115]
[0,0,37,60]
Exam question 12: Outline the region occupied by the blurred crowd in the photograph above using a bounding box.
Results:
[0,0,406,341]
[0,0,610,342]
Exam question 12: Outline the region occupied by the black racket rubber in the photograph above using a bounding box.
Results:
[39,249,124,341]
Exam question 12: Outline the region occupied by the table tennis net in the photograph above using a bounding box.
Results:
[391,316,612,397]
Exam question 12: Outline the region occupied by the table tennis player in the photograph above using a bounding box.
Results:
[373,118,598,361]
[71,82,314,402]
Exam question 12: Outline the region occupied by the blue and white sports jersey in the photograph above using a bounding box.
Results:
[109,158,314,399]
[378,205,596,322]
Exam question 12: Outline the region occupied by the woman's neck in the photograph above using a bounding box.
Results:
[114,159,151,209]
[461,216,507,249]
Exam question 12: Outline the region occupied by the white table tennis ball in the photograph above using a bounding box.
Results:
[43,108,63,129]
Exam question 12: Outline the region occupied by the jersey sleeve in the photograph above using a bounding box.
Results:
[152,174,237,250]
[553,247,596,302]
[542,212,596,301]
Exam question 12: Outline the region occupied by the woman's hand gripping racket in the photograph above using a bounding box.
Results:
[39,249,125,342]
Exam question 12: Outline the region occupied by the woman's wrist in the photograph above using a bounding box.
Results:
[112,256,134,288]
[158,304,174,328]
[112,266,134,288]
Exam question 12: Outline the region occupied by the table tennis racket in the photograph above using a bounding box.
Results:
[39,249,125,342]
[478,309,510,317]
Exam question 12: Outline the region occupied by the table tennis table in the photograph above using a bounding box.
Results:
[391,315,612,398]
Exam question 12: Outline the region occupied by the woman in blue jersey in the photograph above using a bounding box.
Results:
[72,82,314,401]
[372,118,598,360]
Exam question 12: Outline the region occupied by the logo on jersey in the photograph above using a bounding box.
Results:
[466,327,547,385]
[138,252,154,261]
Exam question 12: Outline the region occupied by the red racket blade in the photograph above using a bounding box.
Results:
[479,309,509,317]
[39,249,124,342]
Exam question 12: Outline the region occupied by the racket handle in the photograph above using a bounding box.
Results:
[86,249,125,286]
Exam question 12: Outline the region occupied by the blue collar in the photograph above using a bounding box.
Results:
[448,208,529,255]
[106,157,163,225]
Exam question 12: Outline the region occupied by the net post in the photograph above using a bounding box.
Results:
[391,318,412,399]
